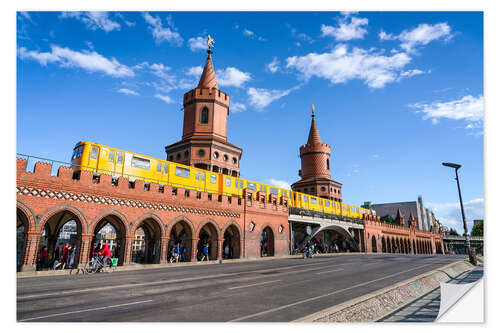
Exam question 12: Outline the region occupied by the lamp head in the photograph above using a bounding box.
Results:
[442,162,462,170]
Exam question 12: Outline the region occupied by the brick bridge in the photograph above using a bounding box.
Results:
[16,157,445,272]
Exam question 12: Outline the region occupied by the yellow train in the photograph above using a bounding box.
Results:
[71,141,370,219]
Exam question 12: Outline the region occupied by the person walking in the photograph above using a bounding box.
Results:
[67,244,75,269]
[201,242,209,261]
[38,246,48,270]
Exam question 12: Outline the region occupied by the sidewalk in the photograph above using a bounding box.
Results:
[378,264,483,322]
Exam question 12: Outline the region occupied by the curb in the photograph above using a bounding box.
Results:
[294,259,474,322]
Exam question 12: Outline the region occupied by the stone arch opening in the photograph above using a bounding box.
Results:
[318,226,359,252]
[381,236,387,253]
[261,226,274,257]
[223,224,241,259]
[169,220,193,262]
[197,222,219,261]
[399,238,404,254]
[132,218,162,264]
[92,215,127,266]
[17,208,29,271]
[38,210,83,270]
[371,235,377,253]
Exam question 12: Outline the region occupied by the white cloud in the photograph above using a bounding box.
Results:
[216,67,251,87]
[231,102,247,114]
[247,85,300,109]
[268,178,291,189]
[380,23,452,53]
[321,14,369,41]
[186,66,203,77]
[118,88,139,96]
[18,45,134,77]
[399,69,428,78]
[426,198,483,233]
[409,95,484,129]
[154,93,174,103]
[243,29,254,37]
[142,12,183,46]
[266,57,280,73]
[115,13,135,27]
[60,12,121,32]
[188,36,206,52]
[286,44,412,89]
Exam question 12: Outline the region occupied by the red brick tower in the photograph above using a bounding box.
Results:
[291,105,342,201]
[165,40,242,177]
[395,208,405,226]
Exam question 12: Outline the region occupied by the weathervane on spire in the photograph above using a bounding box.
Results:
[311,104,315,118]
[207,35,215,51]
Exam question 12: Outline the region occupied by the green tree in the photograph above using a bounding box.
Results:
[471,221,483,237]
[449,228,459,236]
[380,215,396,225]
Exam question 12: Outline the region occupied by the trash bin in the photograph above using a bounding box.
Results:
[111,258,118,267]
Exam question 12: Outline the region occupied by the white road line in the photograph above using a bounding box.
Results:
[18,259,348,300]
[19,299,153,322]
[315,269,343,275]
[228,280,282,290]
[229,263,435,322]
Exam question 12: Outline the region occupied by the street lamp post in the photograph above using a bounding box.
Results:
[442,162,476,264]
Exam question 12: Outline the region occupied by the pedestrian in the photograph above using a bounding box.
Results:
[67,244,75,269]
[61,243,69,269]
[201,242,209,261]
[170,243,180,263]
[224,243,230,259]
[37,246,48,271]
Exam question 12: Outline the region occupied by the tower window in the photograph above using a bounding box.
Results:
[223,154,228,161]
[232,157,237,164]
[327,158,330,170]
[198,149,205,157]
[200,107,209,124]
[213,151,219,159]
[321,186,326,192]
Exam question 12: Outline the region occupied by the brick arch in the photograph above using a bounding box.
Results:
[16,200,36,232]
[130,212,165,238]
[168,215,196,237]
[259,223,275,257]
[37,203,89,234]
[195,217,221,239]
[258,223,276,235]
[221,220,243,238]
[89,208,129,236]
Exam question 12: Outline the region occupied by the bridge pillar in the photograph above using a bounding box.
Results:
[77,233,93,267]
[20,231,41,272]
[160,236,170,264]
[123,236,134,265]
[191,238,199,261]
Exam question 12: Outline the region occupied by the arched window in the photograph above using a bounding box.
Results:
[326,158,330,170]
[200,107,209,124]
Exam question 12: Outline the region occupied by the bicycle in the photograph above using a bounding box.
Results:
[84,255,113,274]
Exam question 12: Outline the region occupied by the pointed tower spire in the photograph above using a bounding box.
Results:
[307,104,322,145]
[197,35,218,89]
[395,208,405,226]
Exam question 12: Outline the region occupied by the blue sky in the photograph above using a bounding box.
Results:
[16,11,484,233]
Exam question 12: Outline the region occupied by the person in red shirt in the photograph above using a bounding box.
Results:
[62,243,69,269]
[98,242,112,268]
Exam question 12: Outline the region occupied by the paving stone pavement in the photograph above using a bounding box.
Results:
[378,264,484,322]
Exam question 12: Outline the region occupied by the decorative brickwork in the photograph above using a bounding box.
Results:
[16,158,289,271]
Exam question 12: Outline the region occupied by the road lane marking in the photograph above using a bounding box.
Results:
[18,259,356,300]
[315,269,343,275]
[229,263,435,322]
[19,299,153,322]
[228,280,282,290]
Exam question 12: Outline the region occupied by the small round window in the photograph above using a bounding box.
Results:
[232,157,237,164]
[213,151,219,159]
[223,154,228,161]
[198,149,205,157]
[321,186,326,192]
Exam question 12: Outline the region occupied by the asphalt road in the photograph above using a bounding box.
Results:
[17,254,464,322]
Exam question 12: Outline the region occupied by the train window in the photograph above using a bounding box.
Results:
[225,178,231,186]
[247,182,256,191]
[325,201,330,207]
[304,196,308,202]
[90,146,98,159]
[298,194,301,201]
[311,198,317,204]
[196,171,199,180]
[131,156,150,169]
[117,152,123,164]
[109,151,115,162]
[234,180,238,188]
[270,188,278,195]
[201,172,205,181]
[72,146,83,160]
[320,199,323,205]
[164,163,168,173]
[175,166,190,178]
[157,162,162,173]
[210,174,217,184]
[239,180,243,188]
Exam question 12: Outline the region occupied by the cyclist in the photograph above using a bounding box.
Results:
[98,242,112,267]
